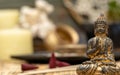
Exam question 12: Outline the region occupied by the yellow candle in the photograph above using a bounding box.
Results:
[0,28,33,60]
[0,9,19,29]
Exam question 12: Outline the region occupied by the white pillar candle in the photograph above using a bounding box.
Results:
[0,9,19,29]
[0,28,33,60]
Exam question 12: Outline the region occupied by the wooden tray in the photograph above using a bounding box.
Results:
[11,52,88,64]
[11,51,120,64]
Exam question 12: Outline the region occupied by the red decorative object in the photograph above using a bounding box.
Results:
[49,53,57,68]
[21,63,38,71]
[56,60,70,67]
[49,53,70,68]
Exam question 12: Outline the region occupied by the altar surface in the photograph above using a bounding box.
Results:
[0,61,120,75]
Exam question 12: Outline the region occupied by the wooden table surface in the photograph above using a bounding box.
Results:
[0,60,48,75]
[0,61,120,75]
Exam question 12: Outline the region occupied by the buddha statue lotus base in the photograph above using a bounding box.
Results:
[76,14,120,75]
[77,61,120,75]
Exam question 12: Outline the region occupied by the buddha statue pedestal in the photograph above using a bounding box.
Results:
[77,14,120,75]
[77,62,120,75]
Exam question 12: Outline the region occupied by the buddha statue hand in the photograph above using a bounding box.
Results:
[95,38,101,51]
[87,38,101,58]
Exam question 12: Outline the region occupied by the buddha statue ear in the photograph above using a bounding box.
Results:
[105,26,108,35]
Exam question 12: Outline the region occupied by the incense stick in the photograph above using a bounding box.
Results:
[18,65,79,75]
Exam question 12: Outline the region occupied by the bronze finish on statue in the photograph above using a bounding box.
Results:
[77,14,120,75]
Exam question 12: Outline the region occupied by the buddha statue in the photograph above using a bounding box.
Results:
[77,14,120,75]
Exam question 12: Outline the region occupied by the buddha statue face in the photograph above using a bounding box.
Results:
[94,14,108,35]
[95,23,108,35]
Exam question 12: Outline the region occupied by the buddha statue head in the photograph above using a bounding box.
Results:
[94,14,108,36]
